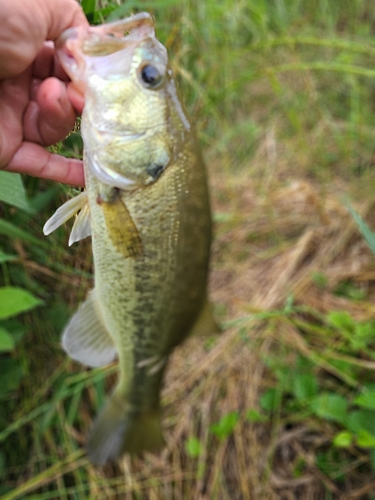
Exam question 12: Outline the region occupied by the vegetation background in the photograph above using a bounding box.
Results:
[2,0,375,498]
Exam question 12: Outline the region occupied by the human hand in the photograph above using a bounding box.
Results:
[0,0,88,186]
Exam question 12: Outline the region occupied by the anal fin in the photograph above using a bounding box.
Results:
[62,289,117,367]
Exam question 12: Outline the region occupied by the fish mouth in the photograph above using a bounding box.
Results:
[57,12,154,53]
[56,13,155,85]
[87,152,139,191]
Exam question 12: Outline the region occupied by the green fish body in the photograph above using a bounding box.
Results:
[44,13,214,465]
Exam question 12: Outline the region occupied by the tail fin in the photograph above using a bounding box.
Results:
[86,393,165,465]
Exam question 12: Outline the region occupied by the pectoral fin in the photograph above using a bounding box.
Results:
[62,289,117,367]
[102,198,142,258]
[190,299,220,337]
[69,201,91,246]
[43,191,91,244]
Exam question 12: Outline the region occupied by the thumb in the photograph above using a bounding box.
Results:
[44,0,89,42]
[0,0,88,79]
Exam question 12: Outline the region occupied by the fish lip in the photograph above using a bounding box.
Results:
[56,13,156,89]
[93,12,154,40]
[87,152,139,191]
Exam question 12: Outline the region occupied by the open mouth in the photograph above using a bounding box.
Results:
[57,12,155,59]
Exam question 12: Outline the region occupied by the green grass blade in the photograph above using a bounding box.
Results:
[0,218,47,246]
[1,450,87,500]
[346,203,375,254]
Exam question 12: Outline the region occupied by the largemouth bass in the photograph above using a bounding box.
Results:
[43,13,215,465]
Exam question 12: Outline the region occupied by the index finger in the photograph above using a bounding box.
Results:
[5,141,85,187]
[45,0,89,42]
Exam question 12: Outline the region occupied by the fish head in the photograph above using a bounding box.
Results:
[57,14,190,190]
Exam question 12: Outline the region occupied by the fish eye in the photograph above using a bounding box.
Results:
[139,64,163,89]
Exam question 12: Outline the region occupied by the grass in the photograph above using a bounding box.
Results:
[3,0,375,498]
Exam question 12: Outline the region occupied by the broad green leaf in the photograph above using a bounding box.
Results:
[329,358,357,379]
[0,172,31,212]
[0,327,14,351]
[356,430,375,448]
[0,319,27,344]
[260,388,280,412]
[333,431,352,448]
[327,311,354,332]
[210,412,239,440]
[0,287,42,319]
[310,393,347,423]
[185,437,203,457]
[346,410,375,435]
[362,383,375,392]
[352,322,375,351]
[354,390,375,410]
[293,373,318,401]
[62,132,83,155]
